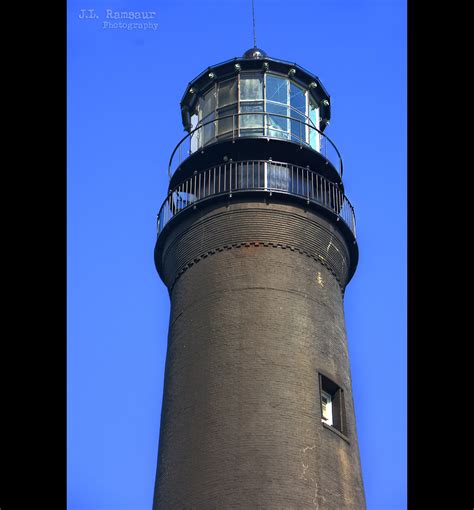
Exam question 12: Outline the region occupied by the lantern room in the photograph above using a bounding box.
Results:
[169,48,342,186]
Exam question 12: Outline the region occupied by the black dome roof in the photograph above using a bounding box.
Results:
[242,47,268,59]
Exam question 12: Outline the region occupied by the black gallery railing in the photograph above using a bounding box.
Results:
[157,160,356,236]
[168,112,343,179]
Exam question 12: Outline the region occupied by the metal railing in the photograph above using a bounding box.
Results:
[168,112,343,179]
[157,160,355,236]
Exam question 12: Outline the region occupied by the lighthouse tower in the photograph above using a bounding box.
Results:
[153,47,365,509]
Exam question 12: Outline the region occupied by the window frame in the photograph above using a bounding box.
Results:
[319,372,348,438]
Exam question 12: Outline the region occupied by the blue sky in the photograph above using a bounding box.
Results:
[67,0,406,508]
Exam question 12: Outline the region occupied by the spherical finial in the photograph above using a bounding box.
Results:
[242,47,268,59]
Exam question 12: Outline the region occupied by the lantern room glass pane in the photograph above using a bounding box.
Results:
[201,87,216,118]
[266,102,289,139]
[266,75,288,104]
[291,110,306,143]
[290,82,306,114]
[240,73,263,100]
[290,82,307,143]
[309,98,320,151]
[202,112,215,145]
[218,78,238,108]
[217,105,237,137]
[190,113,200,152]
[240,102,264,136]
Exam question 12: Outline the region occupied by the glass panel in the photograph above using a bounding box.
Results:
[240,73,263,100]
[218,78,237,108]
[202,112,215,145]
[201,87,216,118]
[240,102,264,136]
[321,390,333,426]
[290,82,306,113]
[190,113,200,152]
[216,105,237,137]
[266,102,289,139]
[291,110,306,143]
[266,74,288,104]
[309,98,320,151]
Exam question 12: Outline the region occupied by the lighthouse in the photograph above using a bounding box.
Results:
[153,47,366,509]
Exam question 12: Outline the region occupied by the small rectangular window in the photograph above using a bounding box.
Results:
[319,374,347,435]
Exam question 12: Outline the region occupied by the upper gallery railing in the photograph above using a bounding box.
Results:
[157,160,355,236]
[168,112,344,179]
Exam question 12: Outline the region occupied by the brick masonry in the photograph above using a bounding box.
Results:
[153,197,366,509]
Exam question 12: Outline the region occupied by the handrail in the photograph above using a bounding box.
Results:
[158,160,355,237]
[167,112,343,179]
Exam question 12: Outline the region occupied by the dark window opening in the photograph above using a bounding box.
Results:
[319,373,347,435]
